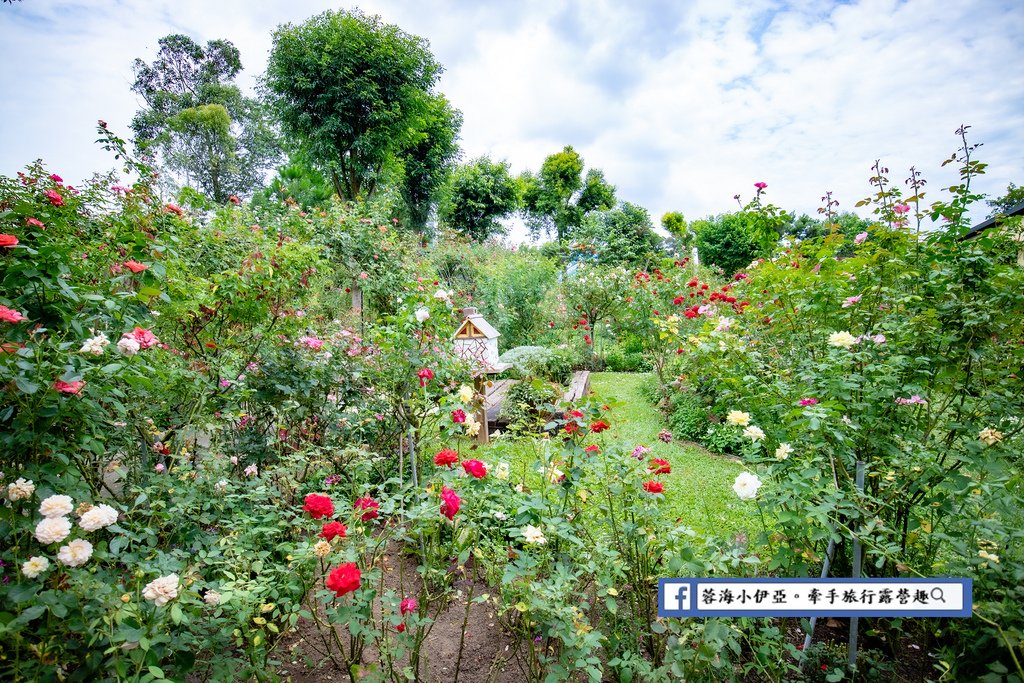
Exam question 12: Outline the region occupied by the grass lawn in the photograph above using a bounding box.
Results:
[588,372,760,539]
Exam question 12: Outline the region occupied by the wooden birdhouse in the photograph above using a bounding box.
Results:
[453,307,506,371]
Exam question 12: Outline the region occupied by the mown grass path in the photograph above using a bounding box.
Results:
[590,372,759,539]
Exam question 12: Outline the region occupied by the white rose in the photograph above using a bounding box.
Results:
[21,556,50,578]
[57,538,93,567]
[828,331,858,349]
[35,516,72,544]
[7,477,35,501]
[742,425,766,442]
[774,443,793,460]
[142,574,180,607]
[415,307,430,323]
[433,289,451,303]
[79,332,110,355]
[495,462,510,480]
[522,524,546,545]
[313,540,332,557]
[79,504,118,532]
[39,494,74,518]
[204,590,222,606]
[214,479,228,493]
[732,472,763,501]
[117,337,141,356]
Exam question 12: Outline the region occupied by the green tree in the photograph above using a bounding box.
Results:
[578,202,661,268]
[265,8,460,214]
[661,211,688,241]
[131,34,280,202]
[439,156,520,242]
[986,182,1024,218]
[256,152,336,211]
[520,146,615,241]
[395,93,463,235]
[692,212,760,274]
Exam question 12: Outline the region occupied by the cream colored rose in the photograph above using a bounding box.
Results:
[204,590,222,606]
[743,425,766,442]
[142,574,180,607]
[7,477,35,501]
[978,427,1004,446]
[495,462,511,480]
[79,504,118,532]
[35,517,72,544]
[828,331,858,349]
[313,540,332,557]
[775,443,793,460]
[458,385,475,404]
[726,411,751,426]
[522,525,546,545]
[57,539,94,567]
[21,556,50,578]
[39,494,74,518]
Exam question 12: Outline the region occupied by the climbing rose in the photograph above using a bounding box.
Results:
[461,459,487,479]
[325,562,361,597]
[754,182,767,189]
[0,234,18,248]
[124,260,148,273]
[643,481,664,494]
[0,305,27,323]
[303,494,334,519]
[417,368,434,387]
[434,449,459,467]
[649,459,671,475]
[893,203,910,215]
[319,521,347,540]
[53,380,85,395]
[589,420,610,433]
[440,486,460,520]
[451,408,466,424]
[354,496,379,521]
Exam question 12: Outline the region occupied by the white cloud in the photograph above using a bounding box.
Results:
[1,0,1021,236]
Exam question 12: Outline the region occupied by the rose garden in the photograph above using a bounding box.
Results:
[2,8,1023,683]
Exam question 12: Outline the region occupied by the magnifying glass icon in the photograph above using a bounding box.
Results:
[930,587,946,603]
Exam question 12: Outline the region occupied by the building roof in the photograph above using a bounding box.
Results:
[963,200,1024,240]
[454,307,500,340]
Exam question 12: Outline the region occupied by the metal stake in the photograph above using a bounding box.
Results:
[848,460,866,674]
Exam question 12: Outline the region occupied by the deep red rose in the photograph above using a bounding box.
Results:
[440,486,460,520]
[451,408,466,424]
[396,623,406,633]
[565,422,580,435]
[434,448,459,467]
[354,496,379,521]
[461,459,487,479]
[417,368,434,387]
[319,521,346,540]
[589,420,610,433]
[325,562,361,597]
[673,296,684,305]
[643,481,664,494]
[49,174,63,183]
[303,493,335,519]
[570,410,584,418]
[649,458,672,475]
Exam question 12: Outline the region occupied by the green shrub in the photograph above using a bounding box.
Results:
[499,345,576,384]
[668,392,710,441]
[502,378,561,434]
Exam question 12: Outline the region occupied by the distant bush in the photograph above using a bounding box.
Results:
[499,345,576,384]
[668,392,709,441]
[502,379,561,434]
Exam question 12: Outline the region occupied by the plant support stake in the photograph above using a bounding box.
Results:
[848,460,866,673]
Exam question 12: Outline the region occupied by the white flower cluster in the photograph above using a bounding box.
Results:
[79,332,110,355]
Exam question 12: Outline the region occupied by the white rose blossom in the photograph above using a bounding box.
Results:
[733,472,763,501]
[35,516,72,544]
[57,538,94,567]
[214,479,229,493]
[415,307,430,323]
[743,425,766,442]
[7,477,35,501]
[39,494,74,518]
[774,443,793,460]
[21,556,50,578]
[495,462,511,480]
[79,332,110,355]
[828,331,858,349]
[522,524,547,545]
[142,574,180,607]
[79,504,118,532]
[117,337,141,356]
[726,411,751,427]
[204,590,222,606]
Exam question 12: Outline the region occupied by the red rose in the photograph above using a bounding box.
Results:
[451,408,466,424]
[673,296,684,305]
[319,521,346,540]
[303,493,335,519]
[400,597,417,615]
[325,562,361,597]
[53,379,85,394]
[584,444,600,453]
[228,195,241,205]
[354,496,379,521]
[440,486,460,520]
[461,459,487,479]
[124,260,148,273]
[570,410,584,418]
[417,368,434,387]
[26,218,45,229]
[396,623,406,633]
[565,422,580,435]
[643,481,664,494]
[434,448,459,467]
[164,203,184,216]
[649,458,671,475]
[0,234,18,248]
[44,189,64,206]
[589,420,610,433]
[49,174,63,183]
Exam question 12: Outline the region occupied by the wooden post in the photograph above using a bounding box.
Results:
[474,375,489,445]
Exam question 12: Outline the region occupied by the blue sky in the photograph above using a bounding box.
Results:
[1,0,1022,236]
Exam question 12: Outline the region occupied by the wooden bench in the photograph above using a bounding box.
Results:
[482,371,591,429]
[562,370,591,405]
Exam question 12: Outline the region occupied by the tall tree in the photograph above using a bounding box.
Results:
[439,156,520,242]
[987,182,1024,218]
[264,8,461,216]
[578,202,661,268]
[396,94,463,234]
[519,145,615,242]
[131,34,280,202]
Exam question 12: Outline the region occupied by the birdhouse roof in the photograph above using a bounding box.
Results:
[454,308,500,340]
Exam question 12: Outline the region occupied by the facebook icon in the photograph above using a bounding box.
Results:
[660,579,693,615]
